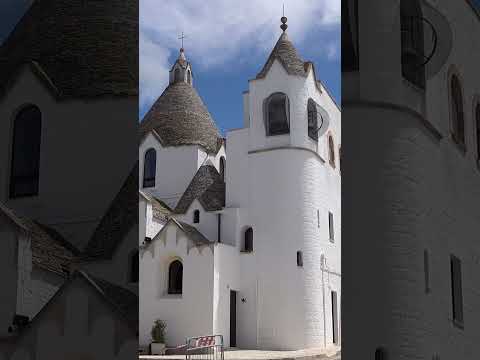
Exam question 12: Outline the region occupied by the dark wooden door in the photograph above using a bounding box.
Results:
[230,290,237,347]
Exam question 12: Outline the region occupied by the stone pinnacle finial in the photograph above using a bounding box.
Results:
[280,5,288,32]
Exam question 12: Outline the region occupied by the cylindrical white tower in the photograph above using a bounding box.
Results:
[235,21,341,350]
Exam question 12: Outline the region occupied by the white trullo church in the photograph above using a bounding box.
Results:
[139,18,341,351]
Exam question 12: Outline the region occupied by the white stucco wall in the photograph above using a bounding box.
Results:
[139,222,214,347]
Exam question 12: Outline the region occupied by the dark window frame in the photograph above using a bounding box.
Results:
[219,156,226,181]
[341,0,360,72]
[450,74,466,148]
[129,250,139,283]
[475,102,480,161]
[168,260,183,295]
[296,251,303,267]
[10,104,42,198]
[307,98,319,141]
[143,148,156,188]
[264,92,290,136]
[174,68,182,83]
[243,227,253,253]
[400,0,426,89]
[193,209,200,224]
[328,135,336,168]
[450,254,464,327]
[328,212,335,242]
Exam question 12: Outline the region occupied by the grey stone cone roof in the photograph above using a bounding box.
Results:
[256,32,308,79]
[175,220,212,246]
[140,82,222,153]
[175,165,225,213]
[0,0,138,99]
[80,272,138,332]
[140,190,172,222]
[0,202,78,277]
[82,163,138,260]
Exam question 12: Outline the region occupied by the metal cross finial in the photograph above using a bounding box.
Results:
[178,32,187,50]
[283,3,285,17]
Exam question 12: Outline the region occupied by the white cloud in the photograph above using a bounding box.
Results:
[140,0,340,110]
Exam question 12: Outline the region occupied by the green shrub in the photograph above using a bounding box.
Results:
[151,319,166,343]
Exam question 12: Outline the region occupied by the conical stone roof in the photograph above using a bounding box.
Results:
[140,82,222,154]
[256,32,308,79]
[0,0,138,98]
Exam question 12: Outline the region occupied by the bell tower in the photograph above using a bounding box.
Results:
[169,47,193,86]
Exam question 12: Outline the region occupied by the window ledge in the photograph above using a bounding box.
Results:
[240,250,253,254]
[452,319,464,330]
[450,135,467,155]
[161,293,182,299]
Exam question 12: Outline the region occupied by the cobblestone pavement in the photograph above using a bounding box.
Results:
[139,346,341,360]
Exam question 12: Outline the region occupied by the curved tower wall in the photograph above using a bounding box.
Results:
[343,0,480,359]
[243,59,341,349]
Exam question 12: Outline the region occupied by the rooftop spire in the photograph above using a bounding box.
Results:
[280,4,288,32]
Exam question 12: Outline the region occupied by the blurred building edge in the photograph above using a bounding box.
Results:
[342,0,480,359]
[0,163,138,358]
[0,0,138,357]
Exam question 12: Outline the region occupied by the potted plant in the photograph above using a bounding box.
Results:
[150,319,167,355]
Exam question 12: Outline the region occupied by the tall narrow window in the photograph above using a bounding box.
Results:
[317,209,320,228]
[424,249,430,293]
[143,148,156,188]
[10,105,42,198]
[265,93,289,136]
[296,251,303,267]
[129,250,139,283]
[193,210,200,224]
[450,75,465,147]
[375,348,387,360]
[187,70,191,84]
[168,260,183,294]
[243,227,253,252]
[450,255,464,326]
[328,136,336,168]
[331,291,339,344]
[307,99,318,141]
[328,212,334,242]
[219,156,226,181]
[475,103,480,160]
[174,68,181,83]
[400,0,425,88]
[342,0,359,72]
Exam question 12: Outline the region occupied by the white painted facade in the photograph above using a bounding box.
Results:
[139,30,341,351]
[343,0,480,359]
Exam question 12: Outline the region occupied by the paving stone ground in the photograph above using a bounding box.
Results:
[139,346,341,360]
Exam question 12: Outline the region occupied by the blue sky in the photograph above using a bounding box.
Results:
[1,0,341,136]
[140,0,341,134]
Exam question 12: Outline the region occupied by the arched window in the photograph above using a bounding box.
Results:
[328,135,336,168]
[174,68,182,83]
[219,156,226,181]
[243,227,253,253]
[400,0,425,88]
[296,251,303,267]
[450,75,465,146]
[129,250,139,283]
[168,260,183,294]
[308,99,318,141]
[10,105,42,198]
[187,70,191,84]
[143,148,156,188]
[476,103,480,160]
[375,347,387,360]
[265,93,290,136]
[193,209,200,223]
